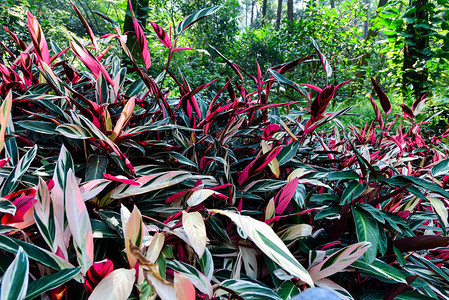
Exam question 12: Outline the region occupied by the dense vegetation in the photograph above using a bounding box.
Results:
[1,0,449,299]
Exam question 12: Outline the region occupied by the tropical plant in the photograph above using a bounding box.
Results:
[1,3,449,300]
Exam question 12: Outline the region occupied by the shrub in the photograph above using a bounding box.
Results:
[1,3,449,300]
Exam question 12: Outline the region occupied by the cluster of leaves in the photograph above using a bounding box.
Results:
[1,3,449,300]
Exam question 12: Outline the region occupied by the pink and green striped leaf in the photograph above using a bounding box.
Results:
[110,171,192,199]
[0,145,37,197]
[65,169,94,274]
[150,22,171,49]
[129,0,151,69]
[0,90,12,152]
[27,12,50,63]
[70,0,98,49]
[176,6,221,34]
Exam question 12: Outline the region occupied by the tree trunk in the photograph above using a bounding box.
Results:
[330,0,335,8]
[402,0,429,99]
[262,0,268,18]
[250,0,256,27]
[287,0,294,22]
[246,1,248,27]
[262,0,268,25]
[276,0,282,29]
[123,0,149,56]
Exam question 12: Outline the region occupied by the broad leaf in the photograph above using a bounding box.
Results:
[88,268,135,300]
[0,90,12,152]
[352,259,406,284]
[65,169,94,273]
[309,242,371,281]
[176,6,221,34]
[431,158,449,177]
[1,247,29,300]
[352,209,378,263]
[209,209,314,286]
[182,211,207,257]
[25,267,81,300]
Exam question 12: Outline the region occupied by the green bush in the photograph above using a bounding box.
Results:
[1,4,449,300]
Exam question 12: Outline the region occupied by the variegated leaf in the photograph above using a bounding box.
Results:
[0,90,12,152]
[65,169,94,273]
[182,211,207,258]
[111,171,191,199]
[208,209,314,286]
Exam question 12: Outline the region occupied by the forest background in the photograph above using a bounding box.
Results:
[2,0,449,130]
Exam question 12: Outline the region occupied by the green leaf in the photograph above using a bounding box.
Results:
[25,267,81,300]
[199,248,214,280]
[352,208,379,263]
[0,145,37,197]
[0,199,16,214]
[176,6,221,34]
[277,281,300,300]
[268,69,309,98]
[431,158,449,177]
[219,279,282,300]
[85,155,108,181]
[16,121,58,135]
[0,235,72,271]
[356,203,385,224]
[166,260,213,297]
[277,141,301,165]
[209,209,314,287]
[1,247,29,300]
[327,171,360,181]
[56,124,92,139]
[352,259,407,284]
[385,175,449,199]
[340,182,366,205]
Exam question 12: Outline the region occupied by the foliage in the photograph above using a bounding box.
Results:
[1,4,449,300]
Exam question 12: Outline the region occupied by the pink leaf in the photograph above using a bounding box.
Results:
[70,0,98,49]
[150,22,171,49]
[97,46,112,61]
[301,84,322,93]
[129,0,151,69]
[172,47,196,52]
[274,177,299,214]
[309,242,371,281]
[262,124,281,141]
[238,146,283,185]
[174,272,196,300]
[369,95,384,130]
[1,195,36,229]
[27,12,50,63]
[103,173,139,186]
[85,259,114,292]
[70,41,115,86]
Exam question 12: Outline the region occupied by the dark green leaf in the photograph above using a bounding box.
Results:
[25,267,81,300]
[85,155,108,181]
[352,208,379,263]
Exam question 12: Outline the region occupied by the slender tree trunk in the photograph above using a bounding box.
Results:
[402,0,429,99]
[287,0,294,22]
[246,1,248,27]
[330,0,335,8]
[262,0,268,18]
[250,0,256,27]
[276,0,282,29]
